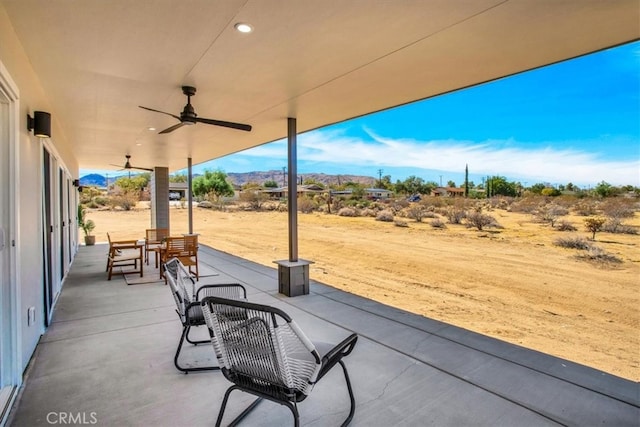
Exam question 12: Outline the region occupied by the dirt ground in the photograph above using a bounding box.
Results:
[90,205,639,381]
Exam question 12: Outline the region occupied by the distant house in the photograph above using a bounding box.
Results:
[329,189,353,197]
[262,184,326,199]
[432,186,465,197]
[169,182,188,200]
[365,188,393,200]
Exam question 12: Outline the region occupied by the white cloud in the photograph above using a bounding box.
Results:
[232,128,639,186]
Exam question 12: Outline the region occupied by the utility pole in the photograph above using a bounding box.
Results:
[378,169,383,187]
[282,166,287,187]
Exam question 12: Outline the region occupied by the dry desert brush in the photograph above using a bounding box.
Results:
[466,211,500,231]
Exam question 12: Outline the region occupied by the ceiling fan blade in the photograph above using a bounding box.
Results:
[159,122,188,134]
[131,166,153,172]
[194,117,252,132]
[138,106,181,121]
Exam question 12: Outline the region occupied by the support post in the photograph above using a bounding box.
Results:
[150,167,170,232]
[287,117,298,262]
[188,157,193,235]
[274,117,312,296]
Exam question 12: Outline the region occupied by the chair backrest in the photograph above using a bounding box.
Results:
[183,234,198,255]
[146,228,169,243]
[164,236,187,256]
[164,258,195,321]
[201,297,322,397]
[165,258,246,325]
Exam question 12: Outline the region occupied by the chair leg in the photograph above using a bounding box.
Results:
[339,360,356,427]
[185,324,210,345]
[282,401,300,427]
[216,386,263,427]
[107,258,114,280]
[174,325,219,374]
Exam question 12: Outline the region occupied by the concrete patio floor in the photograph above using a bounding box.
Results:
[7,244,639,426]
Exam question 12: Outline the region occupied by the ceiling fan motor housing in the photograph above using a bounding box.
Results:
[181,86,197,123]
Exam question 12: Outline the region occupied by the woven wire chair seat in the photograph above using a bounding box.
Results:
[164,258,246,373]
[202,296,358,426]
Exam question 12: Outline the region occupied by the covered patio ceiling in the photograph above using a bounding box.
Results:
[3,0,639,173]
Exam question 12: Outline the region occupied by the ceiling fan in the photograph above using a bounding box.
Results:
[138,86,252,134]
[110,155,153,172]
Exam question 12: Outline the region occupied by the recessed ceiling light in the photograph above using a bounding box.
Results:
[136,143,142,146]
[148,127,156,131]
[234,23,253,33]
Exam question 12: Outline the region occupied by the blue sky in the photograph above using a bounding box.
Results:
[84,41,640,188]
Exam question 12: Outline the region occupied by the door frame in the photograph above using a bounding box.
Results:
[0,60,22,426]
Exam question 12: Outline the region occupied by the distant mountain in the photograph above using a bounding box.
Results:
[79,173,106,187]
[227,170,376,187]
[79,170,376,188]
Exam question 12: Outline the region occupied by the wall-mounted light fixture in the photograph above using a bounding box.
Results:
[73,179,80,187]
[27,111,52,138]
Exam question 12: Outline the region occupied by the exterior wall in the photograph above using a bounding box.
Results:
[0,4,78,379]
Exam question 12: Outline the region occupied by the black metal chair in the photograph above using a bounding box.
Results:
[164,258,246,373]
[201,296,358,427]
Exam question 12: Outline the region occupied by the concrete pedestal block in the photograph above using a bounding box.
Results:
[274,259,313,297]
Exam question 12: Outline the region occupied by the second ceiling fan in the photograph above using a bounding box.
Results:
[110,155,153,172]
[139,86,252,134]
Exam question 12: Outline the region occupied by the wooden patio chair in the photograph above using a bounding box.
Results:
[201,296,358,427]
[161,235,199,280]
[164,258,246,373]
[106,232,143,281]
[144,228,169,267]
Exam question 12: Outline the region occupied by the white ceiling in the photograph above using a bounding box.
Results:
[3,0,639,173]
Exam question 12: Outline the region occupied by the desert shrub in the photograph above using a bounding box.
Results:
[430,218,447,229]
[510,196,544,214]
[600,198,636,219]
[465,211,498,231]
[486,197,504,210]
[393,199,410,210]
[394,220,409,228]
[446,207,466,224]
[553,236,593,250]
[337,207,358,217]
[375,209,394,222]
[406,204,428,222]
[261,201,280,211]
[576,246,623,265]
[330,197,347,212]
[297,197,317,214]
[535,204,569,227]
[277,203,288,212]
[555,220,577,231]
[197,201,213,209]
[573,199,598,216]
[360,208,377,217]
[423,211,438,219]
[93,196,109,206]
[602,220,639,235]
[584,217,607,240]
[109,191,138,211]
[239,190,270,210]
[426,197,447,208]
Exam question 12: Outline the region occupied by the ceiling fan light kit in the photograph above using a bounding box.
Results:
[139,86,252,134]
